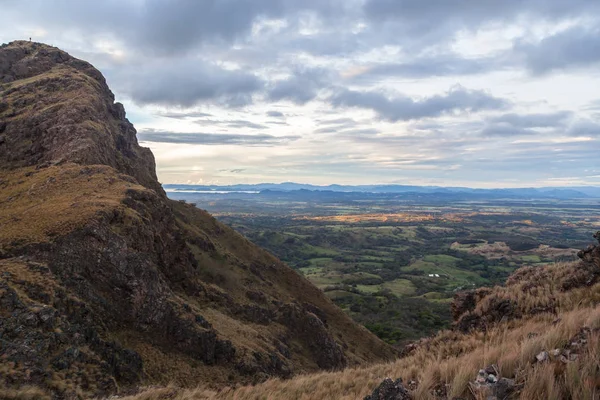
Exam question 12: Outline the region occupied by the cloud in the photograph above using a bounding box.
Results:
[118,59,264,108]
[5,0,344,55]
[567,120,600,136]
[330,86,508,121]
[365,0,599,19]
[514,25,600,74]
[316,118,357,126]
[138,129,299,146]
[338,128,381,136]
[267,110,285,118]
[488,112,572,128]
[193,119,269,130]
[267,68,331,104]
[350,54,501,81]
[480,124,540,137]
[313,127,338,134]
[156,111,213,119]
[362,0,600,36]
[480,111,592,137]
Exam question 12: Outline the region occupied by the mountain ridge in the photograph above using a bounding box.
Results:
[0,41,394,399]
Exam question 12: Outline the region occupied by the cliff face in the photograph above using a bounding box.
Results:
[0,41,394,399]
[0,41,161,193]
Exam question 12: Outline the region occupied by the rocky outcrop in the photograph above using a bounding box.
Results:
[278,303,346,370]
[450,287,492,320]
[451,232,600,333]
[0,264,142,396]
[0,41,394,399]
[364,378,412,400]
[470,365,517,400]
[577,231,600,277]
[0,41,162,194]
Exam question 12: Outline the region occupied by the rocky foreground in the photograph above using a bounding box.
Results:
[0,41,394,399]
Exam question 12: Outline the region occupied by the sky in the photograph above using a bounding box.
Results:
[2,0,600,188]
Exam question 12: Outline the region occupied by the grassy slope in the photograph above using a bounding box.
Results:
[169,200,395,368]
[112,260,600,400]
[0,164,141,250]
[0,165,396,395]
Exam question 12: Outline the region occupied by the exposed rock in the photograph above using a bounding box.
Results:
[364,378,412,400]
[470,365,516,400]
[450,287,492,320]
[0,41,162,194]
[577,231,600,280]
[535,351,549,363]
[236,304,276,325]
[278,303,346,370]
[455,296,519,333]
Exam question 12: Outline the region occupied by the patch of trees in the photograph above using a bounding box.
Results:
[337,293,452,345]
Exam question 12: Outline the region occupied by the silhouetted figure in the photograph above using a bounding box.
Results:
[29,37,31,41]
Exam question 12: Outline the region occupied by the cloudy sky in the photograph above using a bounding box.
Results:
[2,0,600,187]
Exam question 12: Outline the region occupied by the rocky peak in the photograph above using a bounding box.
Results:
[0,41,163,194]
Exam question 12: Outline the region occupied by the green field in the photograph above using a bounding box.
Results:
[199,197,591,345]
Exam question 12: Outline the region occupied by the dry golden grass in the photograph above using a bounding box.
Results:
[109,304,600,400]
[109,259,600,400]
[450,260,600,336]
[0,385,52,400]
[0,164,145,249]
[297,213,438,223]
[170,200,395,367]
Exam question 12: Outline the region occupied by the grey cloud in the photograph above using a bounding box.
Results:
[365,0,598,19]
[338,128,381,136]
[314,118,363,133]
[194,119,269,130]
[135,0,348,54]
[138,129,299,146]
[363,0,599,35]
[226,120,269,130]
[567,120,600,136]
[480,125,540,137]
[488,112,572,128]
[267,111,285,118]
[317,118,357,126]
[156,111,213,119]
[514,26,600,74]
[481,112,596,137]
[330,86,508,122]
[119,59,263,108]
[314,127,338,134]
[268,68,331,105]
[7,0,344,55]
[352,54,501,81]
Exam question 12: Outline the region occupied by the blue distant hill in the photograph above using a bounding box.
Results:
[163,183,600,199]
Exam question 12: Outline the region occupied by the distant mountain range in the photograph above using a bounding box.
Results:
[163,183,600,199]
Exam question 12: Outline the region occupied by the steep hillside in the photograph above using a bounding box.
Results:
[0,41,394,399]
[116,235,600,399]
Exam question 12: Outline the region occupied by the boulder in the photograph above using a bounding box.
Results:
[364,378,412,400]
